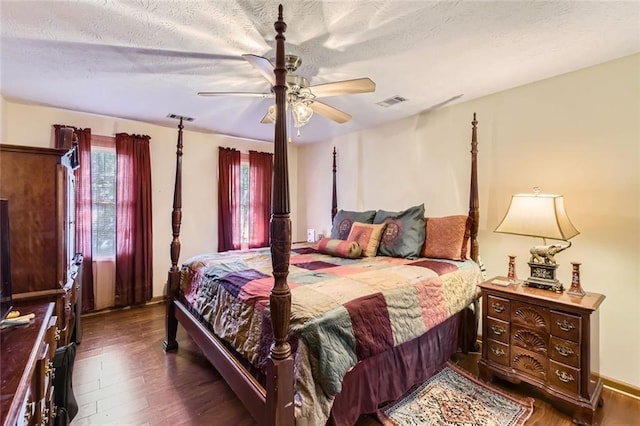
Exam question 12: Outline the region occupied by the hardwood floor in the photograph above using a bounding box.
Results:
[71,303,639,425]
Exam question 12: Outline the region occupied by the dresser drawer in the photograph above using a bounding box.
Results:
[549,359,580,396]
[511,346,548,382]
[550,311,581,342]
[487,295,510,321]
[511,324,548,355]
[511,301,549,333]
[487,317,509,344]
[550,336,580,368]
[486,339,510,366]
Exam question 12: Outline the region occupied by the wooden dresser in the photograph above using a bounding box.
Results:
[0,144,81,347]
[1,303,58,425]
[478,277,605,425]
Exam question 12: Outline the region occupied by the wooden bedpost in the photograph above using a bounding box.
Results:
[469,112,479,262]
[163,117,184,352]
[465,112,481,353]
[265,5,295,426]
[331,147,338,221]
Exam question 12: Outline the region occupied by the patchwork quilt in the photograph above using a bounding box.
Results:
[180,243,482,425]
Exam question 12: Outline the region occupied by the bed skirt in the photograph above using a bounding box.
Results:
[328,309,465,426]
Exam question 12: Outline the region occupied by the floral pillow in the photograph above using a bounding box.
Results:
[373,204,426,259]
[330,209,376,240]
[316,238,362,259]
[422,215,472,260]
[347,222,386,257]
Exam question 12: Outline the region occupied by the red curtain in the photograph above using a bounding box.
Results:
[218,147,241,252]
[53,125,95,313]
[114,133,153,307]
[249,150,273,248]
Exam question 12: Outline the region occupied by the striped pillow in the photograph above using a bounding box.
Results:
[317,238,362,259]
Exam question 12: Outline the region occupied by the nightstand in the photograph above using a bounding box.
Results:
[478,277,605,425]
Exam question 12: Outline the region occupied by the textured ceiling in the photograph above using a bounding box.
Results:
[1,1,639,143]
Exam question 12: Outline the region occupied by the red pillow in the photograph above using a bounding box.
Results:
[421,215,471,260]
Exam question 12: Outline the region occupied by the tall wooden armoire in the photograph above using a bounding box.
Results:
[0,143,82,346]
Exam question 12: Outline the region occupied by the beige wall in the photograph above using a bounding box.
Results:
[299,53,640,388]
[0,101,300,301]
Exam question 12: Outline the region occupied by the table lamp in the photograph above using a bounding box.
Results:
[494,189,579,292]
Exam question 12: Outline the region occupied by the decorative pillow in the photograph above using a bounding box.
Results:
[422,215,472,260]
[316,238,362,259]
[347,222,386,257]
[373,204,426,258]
[330,209,376,240]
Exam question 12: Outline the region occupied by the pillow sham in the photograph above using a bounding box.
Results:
[316,238,362,259]
[330,209,376,240]
[422,215,471,260]
[347,222,386,257]
[373,204,426,259]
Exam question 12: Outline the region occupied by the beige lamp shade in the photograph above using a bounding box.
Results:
[495,193,579,240]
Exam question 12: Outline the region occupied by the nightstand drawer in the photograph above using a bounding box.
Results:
[549,360,580,396]
[550,311,581,342]
[487,295,510,321]
[511,301,549,333]
[511,346,548,381]
[550,336,580,368]
[486,340,510,366]
[511,324,548,355]
[487,317,509,344]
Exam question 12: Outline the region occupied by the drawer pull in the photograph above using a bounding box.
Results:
[24,401,35,422]
[42,407,50,425]
[491,346,505,357]
[555,369,575,383]
[491,302,505,313]
[55,328,61,341]
[491,325,506,335]
[46,360,56,380]
[556,319,575,332]
[554,344,574,357]
[66,302,72,312]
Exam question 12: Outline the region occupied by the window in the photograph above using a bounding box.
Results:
[239,159,250,250]
[91,145,116,258]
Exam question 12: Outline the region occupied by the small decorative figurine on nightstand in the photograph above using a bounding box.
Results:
[507,255,518,283]
[566,261,586,296]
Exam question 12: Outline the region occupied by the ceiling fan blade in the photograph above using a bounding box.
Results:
[260,112,274,124]
[309,78,376,98]
[197,91,273,98]
[309,101,352,124]
[242,54,275,86]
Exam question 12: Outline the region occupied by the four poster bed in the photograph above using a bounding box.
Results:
[164,6,482,426]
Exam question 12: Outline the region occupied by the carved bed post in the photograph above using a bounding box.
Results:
[163,117,184,352]
[265,5,295,426]
[331,147,338,221]
[469,112,479,262]
[467,112,480,353]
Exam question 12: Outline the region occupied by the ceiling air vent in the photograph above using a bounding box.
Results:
[167,114,194,121]
[376,95,408,108]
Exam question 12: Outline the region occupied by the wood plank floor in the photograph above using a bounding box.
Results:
[71,303,639,425]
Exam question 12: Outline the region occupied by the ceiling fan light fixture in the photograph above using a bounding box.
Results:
[292,101,313,128]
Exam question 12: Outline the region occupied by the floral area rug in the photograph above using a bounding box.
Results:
[379,362,534,426]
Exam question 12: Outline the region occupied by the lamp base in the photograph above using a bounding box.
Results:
[525,262,563,293]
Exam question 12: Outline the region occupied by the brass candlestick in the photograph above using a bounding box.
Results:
[567,262,585,296]
[507,255,518,283]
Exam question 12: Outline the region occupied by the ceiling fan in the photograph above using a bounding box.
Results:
[198,53,376,127]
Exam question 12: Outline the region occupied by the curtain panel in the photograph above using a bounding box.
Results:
[114,133,153,307]
[53,125,95,313]
[249,150,273,248]
[218,147,241,252]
